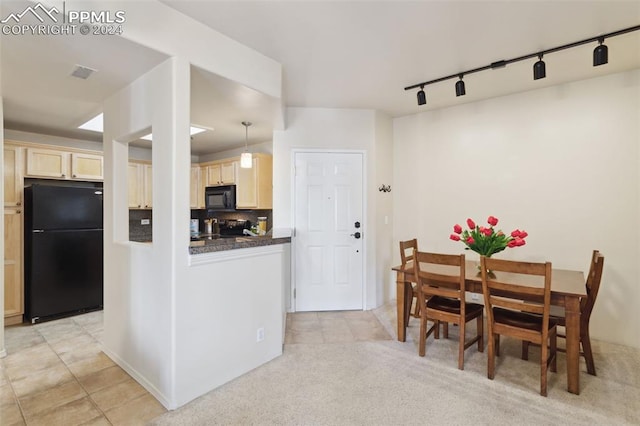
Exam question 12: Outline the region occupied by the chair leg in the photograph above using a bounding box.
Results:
[581,330,597,376]
[540,335,548,397]
[443,322,449,339]
[522,341,529,360]
[419,313,427,357]
[458,321,465,370]
[487,333,496,380]
[477,315,484,352]
[434,320,440,339]
[495,335,500,357]
[550,329,557,373]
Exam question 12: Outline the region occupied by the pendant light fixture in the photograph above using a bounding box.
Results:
[240,121,253,169]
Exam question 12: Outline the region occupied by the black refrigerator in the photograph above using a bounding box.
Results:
[24,184,104,323]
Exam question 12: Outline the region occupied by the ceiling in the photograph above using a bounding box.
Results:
[2,1,640,154]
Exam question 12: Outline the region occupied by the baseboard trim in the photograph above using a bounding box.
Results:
[101,346,174,410]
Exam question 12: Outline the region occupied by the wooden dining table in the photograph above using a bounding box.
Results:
[392,260,586,395]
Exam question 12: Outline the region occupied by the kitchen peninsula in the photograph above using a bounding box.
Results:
[189,234,291,254]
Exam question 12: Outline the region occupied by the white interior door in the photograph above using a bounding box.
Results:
[294,152,364,311]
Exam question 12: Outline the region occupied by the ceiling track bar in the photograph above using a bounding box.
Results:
[404,24,640,91]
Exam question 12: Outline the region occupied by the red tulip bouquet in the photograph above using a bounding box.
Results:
[450,216,527,257]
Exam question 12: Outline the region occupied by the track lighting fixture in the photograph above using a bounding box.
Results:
[417,85,426,105]
[455,75,466,96]
[533,54,546,80]
[405,24,639,105]
[593,37,608,66]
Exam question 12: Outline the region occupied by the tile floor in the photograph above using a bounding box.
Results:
[0,311,166,426]
[1,310,391,425]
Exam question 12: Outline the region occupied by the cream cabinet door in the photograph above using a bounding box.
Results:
[4,146,24,207]
[236,155,272,209]
[220,161,236,184]
[71,153,103,180]
[190,166,202,209]
[4,208,23,320]
[206,164,222,186]
[143,165,153,209]
[25,148,68,179]
[128,163,143,208]
[236,158,258,208]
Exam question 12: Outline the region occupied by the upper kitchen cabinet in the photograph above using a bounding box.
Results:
[236,154,273,209]
[205,160,237,187]
[190,166,205,209]
[129,161,152,209]
[25,146,103,181]
[4,144,24,207]
[70,152,104,180]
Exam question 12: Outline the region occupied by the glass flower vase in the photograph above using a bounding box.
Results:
[476,255,496,278]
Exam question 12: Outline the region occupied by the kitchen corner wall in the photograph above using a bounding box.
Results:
[273,107,394,310]
[393,69,640,349]
[0,63,5,356]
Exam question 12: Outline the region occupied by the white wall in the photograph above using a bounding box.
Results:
[273,107,394,309]
[393,70,640,348]
[374,111,395,302]
[198,140,273,163]
[175,245,287,407]
[103,57,191,408]
[0,40,5,355]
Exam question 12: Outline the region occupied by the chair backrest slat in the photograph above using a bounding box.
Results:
[413,250,466,308]
[581,250,604,321]
[481,256,553,334]
[400,239,418,266]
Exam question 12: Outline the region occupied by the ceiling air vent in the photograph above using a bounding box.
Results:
[71,65,97,80]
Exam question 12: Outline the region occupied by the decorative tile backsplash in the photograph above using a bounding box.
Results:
[129,209,273,241]
[130,209,152,242]
[190,209,273,233]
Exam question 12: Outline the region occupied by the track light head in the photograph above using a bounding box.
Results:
[533,54,546,80]
[455,75,466,97]
[417,86,426,105]
[593,37,608,66]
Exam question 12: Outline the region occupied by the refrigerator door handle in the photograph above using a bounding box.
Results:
[33,230,44,233]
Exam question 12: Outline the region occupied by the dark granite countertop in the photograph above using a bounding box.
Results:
[189,234,291,255]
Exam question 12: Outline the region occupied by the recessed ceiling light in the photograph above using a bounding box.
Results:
[71,65,97,79]
[78,115,209,139]
[140,126,208,141]
[78,113,103,132]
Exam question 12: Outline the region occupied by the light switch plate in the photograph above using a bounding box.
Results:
[141,219,150,225]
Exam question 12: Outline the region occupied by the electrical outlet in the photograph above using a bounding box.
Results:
[256,327,265,342]
[141,219,150,225]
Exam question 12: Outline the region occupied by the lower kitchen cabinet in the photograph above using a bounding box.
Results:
[4,208,23,324]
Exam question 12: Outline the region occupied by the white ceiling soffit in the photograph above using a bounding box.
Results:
[163,0,640,117]
[0,0,170,141]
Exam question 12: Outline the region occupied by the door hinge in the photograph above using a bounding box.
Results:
[293,288,296,299]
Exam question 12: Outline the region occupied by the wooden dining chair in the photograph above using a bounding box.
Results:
[522,250,604,376]
[413,250,483,370]
[399,239,420,319]
[481,256,557,396]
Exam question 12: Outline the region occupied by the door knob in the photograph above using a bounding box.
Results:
[350,232,361,239]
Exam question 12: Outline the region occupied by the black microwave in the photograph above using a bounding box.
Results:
[205,185,236,210]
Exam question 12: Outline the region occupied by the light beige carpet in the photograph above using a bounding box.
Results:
[152,303,640,425]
